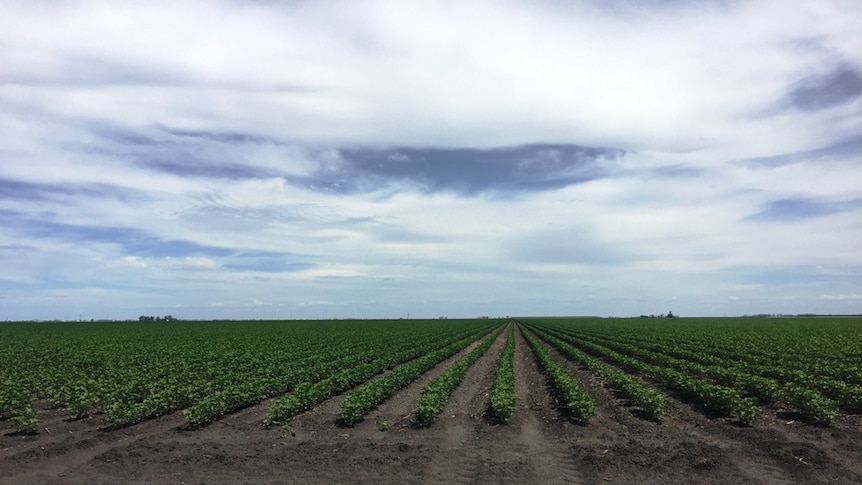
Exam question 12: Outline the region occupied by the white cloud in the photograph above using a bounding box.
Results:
[3,0,859,150]
[0,0,860,319]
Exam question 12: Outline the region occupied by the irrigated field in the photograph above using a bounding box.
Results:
[2,317,861,484]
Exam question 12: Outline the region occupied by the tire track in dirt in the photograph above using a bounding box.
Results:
[420,324,509,484]
[508,324,585,485]
[444,432,482,485]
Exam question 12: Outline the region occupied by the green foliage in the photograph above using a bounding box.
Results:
[521,317,862,426]
[0,380,39,434]
[524,321,758,425]
[0,319,501,433]
[415,326,504,427]
[2,316,860,433]
[340,325,504,426]
[528,326,666,422]
[521,327,595,423]
[488,326,516,423]
[525,320,848,425]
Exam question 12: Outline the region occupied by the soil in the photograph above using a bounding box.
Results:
[2,323,861,484]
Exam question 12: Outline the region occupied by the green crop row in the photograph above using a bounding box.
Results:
[520,326,595,424]
[266,360,390,426]
[527,322,758,425]
[265,324,494,426]
[578,328,862,415]
[340,325,503,426]
[545,327,836,425]
[0,380,39,434]
[526,325,666,422]
[134,330,441,428]
[415,325,504,426]
[530,317,862,389]
[0,319,501,433]
[488,325,516,424]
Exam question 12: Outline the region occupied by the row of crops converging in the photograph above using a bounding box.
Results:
[2,317,861,434]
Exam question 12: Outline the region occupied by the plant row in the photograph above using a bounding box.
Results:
[520,326,595,423]
[340,325,504,426]
[528,323,759,425]
[265,324,495,426]
[415,325,505,426]
[0,319,502,433]
[542,317,862,389]
[488,325,516,423]
[547,327,837,425]
[525,324,666,422]
[588,330,862,414]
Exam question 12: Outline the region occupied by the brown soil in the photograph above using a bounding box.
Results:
[2,323,861,484]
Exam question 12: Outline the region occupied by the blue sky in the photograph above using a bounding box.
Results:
[1,0,860,320]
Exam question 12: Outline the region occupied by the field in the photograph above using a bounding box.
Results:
[2,317,862,484]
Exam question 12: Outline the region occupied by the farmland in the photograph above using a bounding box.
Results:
[2,317,862,484]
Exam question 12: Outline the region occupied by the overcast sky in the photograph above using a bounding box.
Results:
[1,0,861,320]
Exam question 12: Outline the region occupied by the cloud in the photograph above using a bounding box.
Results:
[0,213,225,257]
[0,244,37,252]
[784,63,862,111]
[0,178,146,203]
[0,211,311,272]
[746,197,862,221]
[0,0,849,150]
[737,135,862,168]
[138,158,279,181]
[304,144,624,195]
[1,0,861,320]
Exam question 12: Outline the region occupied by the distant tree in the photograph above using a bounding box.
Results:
[666,311,675,318]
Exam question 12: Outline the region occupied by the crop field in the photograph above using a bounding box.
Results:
[2,317,862,484]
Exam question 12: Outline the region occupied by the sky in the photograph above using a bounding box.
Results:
[1,0,861,320]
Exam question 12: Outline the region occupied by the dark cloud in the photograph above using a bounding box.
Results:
[736,135,862,168]
[649,164,704,178]
[140,158,279,180]
[160,126,277,145]
[90,125,163,147]
[0,211,312,272]
[746,197,862,221]
[784,63,862,111]
[303,144,624,196]
[0,212,230,258]
[0,244,37,253]
[85,123,624,191]
[0,178,147,203]
[87,125,286,180]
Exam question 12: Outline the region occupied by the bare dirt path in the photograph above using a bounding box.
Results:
[2,321,862,484]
